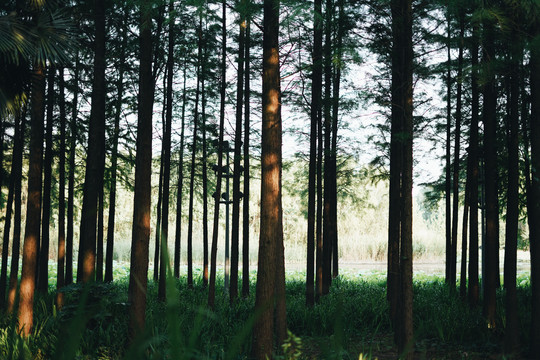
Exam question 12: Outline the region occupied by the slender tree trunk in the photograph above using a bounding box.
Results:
[158,0,175,301]
[503,26,521,354]
[96,186,104,282]
[460,166,469,299]
[78,0,106,283]
[450,10,464,290]
[481,3,498,328]
[0,109,23,308]
[154,147,164,282]
[316,79,324,300]
[105,11,126,283]
[7,109,26,314]
[66,54,79,286]
[18,62,46,337]
[208,0,227,309]
[307,0,323,307]
[230,10,246,303]
[252,1,286,357]
[37,66,55,294]
[187,14,203,289]
[201,41,209,289]
[57,68,67,307]
[330,0,344,279]
[128,0,154,339]
[322,0,333,295]
[445,7,452,286]
[468,23,480,307]
[174,64,187,279]
[528,21,540,356]
[242,15,251,299]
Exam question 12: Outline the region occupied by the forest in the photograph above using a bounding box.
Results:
[0,0,539,359]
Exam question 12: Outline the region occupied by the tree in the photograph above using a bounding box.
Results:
[251,0,287,357]
[78,0,106,283]
[242,7,251,299]
[57,66,67,307]
[306,0,323,307]
[389,0,413,357]
[128,0,154,339]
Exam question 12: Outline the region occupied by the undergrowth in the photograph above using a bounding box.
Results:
[0,270,531,359]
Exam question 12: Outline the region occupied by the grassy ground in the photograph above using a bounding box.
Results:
[0,265,532,359]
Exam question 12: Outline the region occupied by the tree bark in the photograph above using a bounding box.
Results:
[56,67,67,307]
[252,0,286,357]
[154,146,164,282]
[128,1,154,339]
[230,8,246,303]
[445,6,452,286]
[18,63,45,337]
[307,0,323,307]
[78,0,106,283]
[242,15,251,298]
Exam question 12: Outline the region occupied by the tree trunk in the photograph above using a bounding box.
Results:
[201,39,209,289]
[391,0,414,357]
[230,9,246,303]
[78,0,106,283]
[37,66,55,294]
[66,53,79,286]
[96,186,104,282]
[7,108,26,314]
[154,147,164,282]
[187,14,203,290]
[503,25,521,354]
[0,108,24,308]
[307,0,323,307]
[468,22,480,307]
[481,3,498,329]
[445,6,452,286]
[128,1,154,339]
[18,63,46,337]
[105,10,127,283]
[528,21,540,356]
[57,67,67,307]
[252,0,286,357]
[242,15,251,299]
[174,64,187,279]
[208,0,227,309]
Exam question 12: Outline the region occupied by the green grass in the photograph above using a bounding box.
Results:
[0,267,532,359]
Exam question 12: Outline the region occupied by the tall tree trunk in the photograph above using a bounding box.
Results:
[450,9,464,290]
[528,21,540,356]
[307,0,323,307]
[37,66,55,294]
[78,0,106,283]
[503,26,521,354]
[322,0,333,296]
[187,14,203,289]
[57,67,67,307]
[7,108,26,314]
[201,41,209,289]
[174,64,187,279]
[128,0,154,339]
[230,9,246,303]
[154,147,164,282]
[105,9,127,283]
[18,62,46,337]
[242,14,251,298]
[330,0,344,279]
[158,0,175,301]
[390,0,414,356]
[481,2,498,329]
[208,0,227,309]
[66,54,80,286]
[316,73,324,300]
[0,108,24,308]
[445,6,452,286]
[252,0,286,357]
[468,22,480,307]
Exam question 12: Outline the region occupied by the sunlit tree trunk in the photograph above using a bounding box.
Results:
[252,0,286,357]
[128,0,154,339]
[18,62,46,337]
